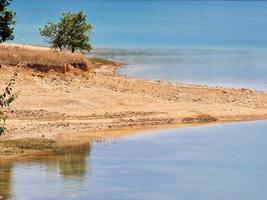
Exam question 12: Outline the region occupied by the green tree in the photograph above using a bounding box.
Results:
[0,0,16,43]
[0,71,17,135]
[39,22,64,50]
[40,11,93,53]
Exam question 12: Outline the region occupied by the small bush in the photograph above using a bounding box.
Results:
[0,70,17,135]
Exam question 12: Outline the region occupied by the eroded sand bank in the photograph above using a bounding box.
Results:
[1,61,267,139]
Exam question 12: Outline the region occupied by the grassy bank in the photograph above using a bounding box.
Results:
[0,138,91,157]
[0,44,119,74]
[0,44,89,72]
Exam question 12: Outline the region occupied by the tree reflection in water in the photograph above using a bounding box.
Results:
[0,141,91,199]
[0,163,13,200]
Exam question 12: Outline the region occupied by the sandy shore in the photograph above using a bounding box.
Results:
[1,44,267,157]
[2,61,267,139]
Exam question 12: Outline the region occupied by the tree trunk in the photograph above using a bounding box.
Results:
[71,47,75,53]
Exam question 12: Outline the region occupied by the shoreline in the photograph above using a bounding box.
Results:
[1,44,267,160]
[2,118,267,162]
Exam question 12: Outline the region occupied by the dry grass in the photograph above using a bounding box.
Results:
[0,45,89,73]
[0,138,91,156]
[88,57,118,66]
[182,114,217,123]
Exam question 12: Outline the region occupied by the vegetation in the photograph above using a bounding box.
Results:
[0,138,91,156]
[40,11,93,53]
[88,57,118,66]
[182,114,217,124]
[0,45,89,72]
[0,0,17,135]
[0,0,16,43]
[0,71,17,135]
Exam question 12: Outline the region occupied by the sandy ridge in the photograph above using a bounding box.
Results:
[1,66,267,141]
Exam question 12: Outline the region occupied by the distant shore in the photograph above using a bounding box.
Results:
[1,43,267,160]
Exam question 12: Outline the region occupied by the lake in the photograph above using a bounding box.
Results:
[90,47,267,91]
[12,0,267,49]
[1,120,267,200]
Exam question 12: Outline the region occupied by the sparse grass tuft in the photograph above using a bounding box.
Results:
[0,138,56,154]
[182,114,217,124]
[88,57,118,67]
[52,143,91,156]
[0,138,90,156]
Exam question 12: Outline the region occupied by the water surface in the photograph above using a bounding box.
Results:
[12,0,267,48]
[91,48,267,91]
[1,121,267,200]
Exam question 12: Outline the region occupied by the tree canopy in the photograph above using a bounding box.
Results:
[0,0,16,43]
[40,11,93,53]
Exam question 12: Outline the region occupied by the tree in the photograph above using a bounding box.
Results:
[0,0,16,43]
[0,71,17,135]
[40,11,93,53]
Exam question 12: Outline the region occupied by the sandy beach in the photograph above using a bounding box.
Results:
[1,44,267,157]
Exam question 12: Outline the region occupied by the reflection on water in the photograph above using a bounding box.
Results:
[58,156,89,180]
[0,142,92,200]
[0,163,13,200]
[1,121,267,200]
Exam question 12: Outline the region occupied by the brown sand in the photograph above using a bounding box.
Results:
[1,44,267,144]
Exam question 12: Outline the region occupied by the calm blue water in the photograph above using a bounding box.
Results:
[1,120,267,200]
[11,0,267,48]
[11,0,267,90]
[90,47,267,90]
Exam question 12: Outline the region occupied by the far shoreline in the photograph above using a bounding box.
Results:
[92,46,267,93]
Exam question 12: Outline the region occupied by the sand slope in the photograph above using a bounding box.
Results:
[1,60,267,141]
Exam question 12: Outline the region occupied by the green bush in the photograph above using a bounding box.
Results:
[0,71,17,135]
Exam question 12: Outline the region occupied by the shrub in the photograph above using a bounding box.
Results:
[0,70,17,135]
